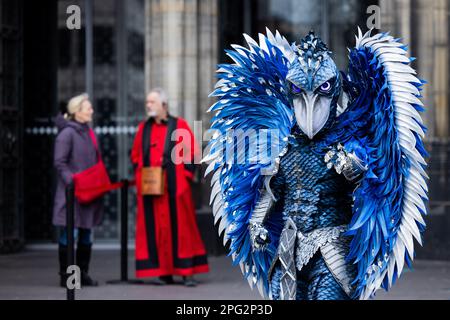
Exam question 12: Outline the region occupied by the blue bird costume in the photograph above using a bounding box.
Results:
[203,28,428,300]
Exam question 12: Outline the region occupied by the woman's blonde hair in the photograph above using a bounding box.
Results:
[64,93,89,120]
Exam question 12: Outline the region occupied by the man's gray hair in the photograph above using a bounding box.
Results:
[148,87,168,107]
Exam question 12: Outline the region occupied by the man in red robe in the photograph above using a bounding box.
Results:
[131,88,209,286]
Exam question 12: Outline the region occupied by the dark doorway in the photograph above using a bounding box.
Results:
[0,0,24,253]
[22,0,58,242]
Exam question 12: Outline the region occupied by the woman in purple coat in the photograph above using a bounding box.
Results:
[53,93,103,287]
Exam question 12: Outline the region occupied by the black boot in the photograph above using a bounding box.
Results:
[76,243,99,287]
[183,276,197,287]
[152,275,174,285]
[58,244,68,288]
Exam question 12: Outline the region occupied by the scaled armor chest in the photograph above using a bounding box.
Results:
[276,137,354,233]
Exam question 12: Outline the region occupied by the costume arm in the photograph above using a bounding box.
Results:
[249,170,284,251]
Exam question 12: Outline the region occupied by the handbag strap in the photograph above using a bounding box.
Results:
[88,128,102,161]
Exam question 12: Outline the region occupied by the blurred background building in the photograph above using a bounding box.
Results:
[0,0,448,259]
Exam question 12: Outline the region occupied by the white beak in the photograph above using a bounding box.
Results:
[293,92,331,139]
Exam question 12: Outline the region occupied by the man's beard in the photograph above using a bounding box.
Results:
[146,110,157,118]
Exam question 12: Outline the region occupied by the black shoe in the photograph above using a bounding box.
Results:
[81,271,98,287]
[152,275,174,285]
[58,244,68,288]
[76,243,99,287]
[183,276,197,287]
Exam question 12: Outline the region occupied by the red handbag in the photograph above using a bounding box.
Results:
[73,128,111,204]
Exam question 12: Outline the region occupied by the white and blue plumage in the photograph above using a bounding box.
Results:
[336,28,428,299]
[204,27,428,300]
[203,29,295,298]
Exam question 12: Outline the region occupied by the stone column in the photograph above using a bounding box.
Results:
[145,0,218,132]
[380,0,394,32]
[431,0,449,139]
[380,0,411,59]
[382,0,449,139]
[413,0,436,137]
[198,0,218,127]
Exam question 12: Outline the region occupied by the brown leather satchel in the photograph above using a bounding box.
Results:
[141,166,164,195]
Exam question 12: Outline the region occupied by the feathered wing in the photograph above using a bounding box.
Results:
[338,28,428,299]
[203,29,295,298]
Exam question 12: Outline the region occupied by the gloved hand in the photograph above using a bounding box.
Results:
[249,222,271,251]
[324,143,368,182]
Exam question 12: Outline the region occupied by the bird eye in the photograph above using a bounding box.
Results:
[290,83,302,94]
[319,81,331,92]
